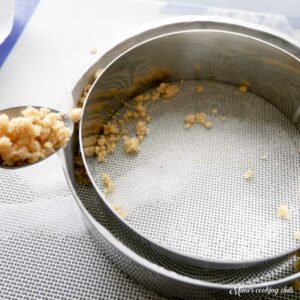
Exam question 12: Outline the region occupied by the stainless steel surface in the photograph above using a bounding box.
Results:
[59,18,300,299]
[0,106,74,169]
[62,125,300,300]
[79,19,300,269]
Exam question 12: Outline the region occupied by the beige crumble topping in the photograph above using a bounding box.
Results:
[102,173,114,193]
[111,203,127,219]
[276,205,289,219]
[151,82,179,100]
[239,84,248,93]
[184,112,212,129]
[123,136,140,154]
[0,107,71,166]
[196,84,204,93]
[244,169,253,179]
[135,121,147,137]
[68,108,82,123]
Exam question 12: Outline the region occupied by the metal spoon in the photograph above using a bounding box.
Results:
[0,106,74,169]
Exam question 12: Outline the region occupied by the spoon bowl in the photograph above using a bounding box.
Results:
[0,106,74,169]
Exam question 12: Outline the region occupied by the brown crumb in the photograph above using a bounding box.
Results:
[135,121,147,137]
[196,84,204,93]
[239,84,248,93]
[195,112,206,124]
[203,120,212,129]
[156,82,179,99]
[102,173,113,193]
[184,114,196,125]
[123,136,140,154]
[68,108,82,123]
[84,146,95,157]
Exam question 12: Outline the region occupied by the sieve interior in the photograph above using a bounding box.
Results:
[85,79,300,262]
[80,29,300,267]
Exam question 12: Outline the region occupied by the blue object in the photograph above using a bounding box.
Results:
[0,0,40,68]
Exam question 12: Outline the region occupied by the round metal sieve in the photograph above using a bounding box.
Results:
[80,28,300,269]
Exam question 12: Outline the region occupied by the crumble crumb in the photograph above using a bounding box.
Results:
[135,121,147,137]
[102,173,113,193]
[195,112,206,124]
[0,107,71,166]
[203,120,212,129]
[239,84,248,93]
[111,203,127,219]
[184,123,192,129]
[196,84,204,93]
[184,114,196,125]
[277,205,289,219]
[156,82,179,99]
[84,146,95,157]
[123,136,140,154]
[244,169,253,179]
[220,116,227,121]
[68,108,82,123]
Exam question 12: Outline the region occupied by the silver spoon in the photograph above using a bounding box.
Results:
[0,106,74,169]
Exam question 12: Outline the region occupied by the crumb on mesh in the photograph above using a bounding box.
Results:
[244,169,253,179]
[102,173,113,193]
[135,121,147,137]
[239,84,248,93]
[111,203,127,219]
[277,205,289,219]
[123,136,139,154]
[196,84,204,93]
[151,82,179,100]
[220,116,227,121]
[203,120,212,129]
[184,114,196,125]
[195,112,206,124]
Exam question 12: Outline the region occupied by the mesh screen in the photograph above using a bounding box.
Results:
[86,80,300,262]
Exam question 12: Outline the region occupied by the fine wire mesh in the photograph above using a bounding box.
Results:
[86,79,300,262]
[77,182,300,286]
